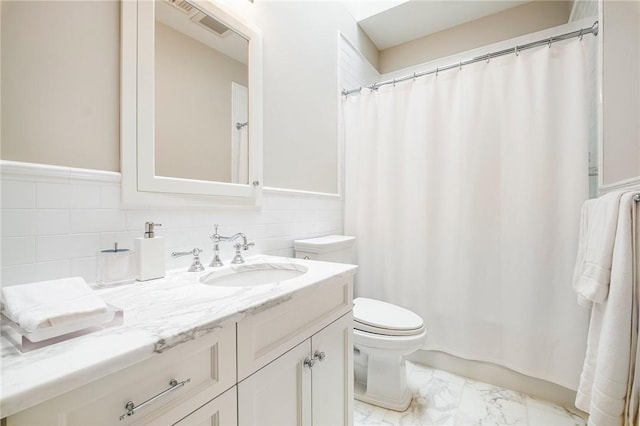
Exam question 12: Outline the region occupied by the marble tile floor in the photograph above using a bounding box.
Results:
[354,361,586,426]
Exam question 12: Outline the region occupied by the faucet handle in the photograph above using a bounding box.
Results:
[231,243,245,264]
[243,241,255,251]
[211,224,220,241]
[171,248,205,272]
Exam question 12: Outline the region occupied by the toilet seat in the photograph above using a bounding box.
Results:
[353,297,425,337]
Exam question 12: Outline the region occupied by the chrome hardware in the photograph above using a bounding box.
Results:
[144,222,162,238]
[171,248,204,272]
[303,357,316,369]
[313,350,326,362]
[303,256,310,260]
[232,241,255,264]
[209,224,224,267]
[119,378,190,421]
[210,224,254,266]
[252,180,260,187]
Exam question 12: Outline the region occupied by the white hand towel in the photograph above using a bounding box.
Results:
[575,192,638,426]
[572,191,624,304]
[1,277,108,332]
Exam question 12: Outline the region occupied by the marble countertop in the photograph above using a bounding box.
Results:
[0,255,357,418]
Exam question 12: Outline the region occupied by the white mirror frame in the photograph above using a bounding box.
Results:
[121,0,263,207]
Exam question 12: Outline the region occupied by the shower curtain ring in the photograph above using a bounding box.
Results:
[413,72,417,81]
[486,54,490,63]
[579,29,584,40]
[436,67,439,77]
[515,46,519,56]
[392,78,396,87]
[548,38,553,48]
[459,61,462,71]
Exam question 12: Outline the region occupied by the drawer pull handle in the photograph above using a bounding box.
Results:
[119,378,191,421]
[314,351,326,362]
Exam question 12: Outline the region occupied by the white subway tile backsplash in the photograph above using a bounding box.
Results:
[70,184,101,208]
[1,264,36,286]
[264,247,294,258]
[2,162,344,284]
[2,237,36,266]
[1,209,36,236]
[100,185,122,209]
[34,260,71,282]
[163,229,196,250]
[1,180,36,208]
[35,209,70,235]
[36,234,101,262]
[36,183,71,208]
[70,257,97,284]
[70,209,127,233]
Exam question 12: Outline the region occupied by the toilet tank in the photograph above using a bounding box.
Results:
[293,235,356,263]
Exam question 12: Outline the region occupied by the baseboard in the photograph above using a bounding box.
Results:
[407,349,585,414]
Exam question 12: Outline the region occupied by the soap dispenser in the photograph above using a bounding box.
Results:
[135,222,165,281]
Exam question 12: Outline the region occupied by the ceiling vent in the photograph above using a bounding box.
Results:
[162,0,231,38]
[190,12,231,37]
[164,0,194,14]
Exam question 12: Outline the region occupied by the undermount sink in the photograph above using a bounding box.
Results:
[200,263,308,287]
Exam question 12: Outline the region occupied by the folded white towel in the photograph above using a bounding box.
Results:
[572,191,624,305]
[1,277,108,332]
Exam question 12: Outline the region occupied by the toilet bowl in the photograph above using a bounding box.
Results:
[293,236,427,411]
[353,297,426,411]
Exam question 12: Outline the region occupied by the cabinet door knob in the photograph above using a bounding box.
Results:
[313,351,326,362]
[303,357,316,369]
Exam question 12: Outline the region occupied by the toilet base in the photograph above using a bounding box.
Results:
[353,348,414,412]
[354,381,412,412]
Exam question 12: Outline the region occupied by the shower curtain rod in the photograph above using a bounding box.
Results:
[342,21,599,96]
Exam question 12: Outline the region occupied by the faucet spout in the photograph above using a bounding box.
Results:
[209,225,254,267]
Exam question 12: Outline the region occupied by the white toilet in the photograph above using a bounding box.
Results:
[294,235,427,411]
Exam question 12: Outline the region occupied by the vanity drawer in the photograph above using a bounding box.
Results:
[237,275,352,380]
[8,325,236,426]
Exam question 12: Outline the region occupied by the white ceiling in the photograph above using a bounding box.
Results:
[348,0,529,50]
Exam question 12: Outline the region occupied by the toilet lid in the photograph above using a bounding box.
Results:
[353,297,425,336]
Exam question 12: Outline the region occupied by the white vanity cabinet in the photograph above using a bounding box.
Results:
[238,313,353,426]
[4,268,355,426]
[237,275,354,426]
[167,386,237,426]
[7,325,237,426]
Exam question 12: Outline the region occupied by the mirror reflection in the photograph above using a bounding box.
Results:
[154,0,249,184]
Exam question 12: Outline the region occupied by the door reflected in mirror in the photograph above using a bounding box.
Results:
[154,0,249,184]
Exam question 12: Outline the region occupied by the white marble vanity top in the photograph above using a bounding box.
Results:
[0,255,357,418]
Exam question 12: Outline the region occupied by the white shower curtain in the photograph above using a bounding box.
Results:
[344,36,596,389]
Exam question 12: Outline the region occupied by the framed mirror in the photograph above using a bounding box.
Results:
[121,0,263,207]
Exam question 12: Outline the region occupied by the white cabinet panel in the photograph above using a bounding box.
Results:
[311,312,353,426]
[238,340,312,426]
[171,386,237,426]
[237,275,352,380]
[238,312,353,426]
[8,326,236,426]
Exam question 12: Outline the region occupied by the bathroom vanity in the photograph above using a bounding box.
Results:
[0,256,356,425]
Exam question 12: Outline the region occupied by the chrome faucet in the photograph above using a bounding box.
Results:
[210,225,255,267]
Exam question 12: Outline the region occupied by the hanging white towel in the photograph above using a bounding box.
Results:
[572,191,624,305]
[1,277,109,332]
[575,192,638,426]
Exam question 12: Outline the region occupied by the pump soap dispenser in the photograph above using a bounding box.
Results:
[135,222,165,281]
